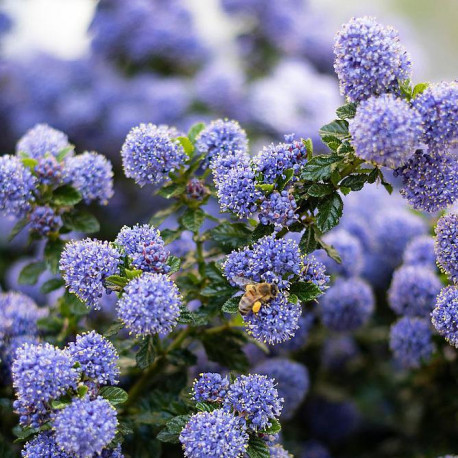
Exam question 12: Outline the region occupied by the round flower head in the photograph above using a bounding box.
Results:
[434,213,458,283]
[192,372,230,403]
[350,94,422,168]
[322,336,359,370]
[115,224,170,274]
[254,358,309,420]
[374,208,427,267]
[320,278,375,332]
[334,16,411,102]
[121,123,186,186]
[412,82,458,151]
[179,409,248,458]
[60,239,121,310]
[389,316,433,369]
[0,155,36,217]
[432,286,458,347]
[259,190,298,228]
[300,254,330,293]
[67,331,119,385]
[16,124,73,160]
[195,119,248,168]
[54,396,118,458]
[64,152,114,205]
[22,432,72,458]
[210,149,251,183]
[215,162,261,218]
[403,235,436,268]
[12,343,79,427]
[388,265,441,317]
[117,273,181,337]
[243,293,301,345]
[320,229,364,277]
[29,205,62,236]
[253,134,307,184]
[270,444,293,458]
[224,373,283,431]
[395,150,458,213]
[223,235,302,289]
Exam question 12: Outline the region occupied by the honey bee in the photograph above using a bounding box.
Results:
[232,277,279,315]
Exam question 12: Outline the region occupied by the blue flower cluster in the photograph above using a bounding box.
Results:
[301,254,330,293]
[22,432,71,458]
[403,235,437,268]
[115,224,170,273]
[259,191,299,228]
[28,205,62,236]
[121,123,186,187]
[435,213,458,284]
[432,286,458,347]
[388,265,441,317]
[389,316,433,369]
[350,94,422,169]
[334,16,411,102]
[117,273,181,337]
[192,372,230,403]
[60,238,121,310]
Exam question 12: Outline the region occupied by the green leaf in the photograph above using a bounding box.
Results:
[56,146,74,162]
[302,138,313,160]
[181,208,205,232]
[177,136,194,157]
[261,417,282,435]
[367,167,379,184]
[125,268,143,280]
[44,238,66,274]
[250,223,274,243]
[321,135,341,152]
[316,192,343,233]
[21,157,38,170]
[167,255,181,274]
[18,261,46,285]
[52,185,82,206]
[289,294,298,304]
[40,278,65,294]
[399,79,413,100]
[246,436,270,458]
[65,292,90,316]
[222,296,240,314]
[188,122,206,144]
[255,183,275,193]
[299,226,317,254]
[105,275,129,288]
[99,386,128,405]
[51,398,71,409]
[289,281,323,302]
[136,337,156,369]
[157,415,190,444]
[339,174,368,191]
[337,141,354,155]
[195,402,219,412]
[276,168,294,191]
[336,102,357,120]
[210,222,252,251]
[13,426,41,442]
[381,180,393,194]
[104,321,124,337]
[62,210,99,233]
[8,217,28,241]
[177,306,209,326]
[318,239,342,263]
[319,119,349,140]
[158,183,186,199]
[301,155,341,182]
[161,228,181,245]
[307,183,334,197]
[77,384,88,398]
[412,82,429,98]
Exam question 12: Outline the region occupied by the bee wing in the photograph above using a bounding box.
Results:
[232,276,252,287]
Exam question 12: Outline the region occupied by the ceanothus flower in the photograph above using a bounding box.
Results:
[179,409,248,458]
[320,278,375,332]
[22,432,71,458]
[224,374,283,431]
[388,265,441,317]
[243,293,301,345]
[412,82,458,151]
[389,316,433,369]
[117,273,181,337]
[186,178,207,201]
[210,149,251,182]
[192,372,230,403]
[301,254,330,293]
[403,235,436,268]
[259,190,298,228]
[195,119,248,168]
[0,155,36,217]
[64,152,114,205]
[254,358,309,420]
[16,124,73,160]
[115,224,170,274]
[223,235,302,289]
[60,239,121,310]
[395,150,458,213]
[431,286,458,347]
[54,396,118,458]
[320,229,364,277]
[350,94,422,168]
[34,155,63,186]
[434,213,458,284]
[334,16,411,102]
[12,343,79,427]
[67,331,120,386]
[253,134,307,184]
[29,205,62,236]
[270,444,293,458]
[121,123,185,186]
[2,335,40,373]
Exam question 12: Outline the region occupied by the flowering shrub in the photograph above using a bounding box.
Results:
[0,14,456,458]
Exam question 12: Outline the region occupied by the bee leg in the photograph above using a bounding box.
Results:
[252,301,262,314]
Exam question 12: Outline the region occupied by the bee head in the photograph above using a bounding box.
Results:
[271,284,279,297]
